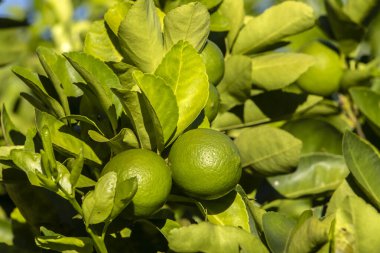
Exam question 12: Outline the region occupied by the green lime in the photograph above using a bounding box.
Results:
[168,128,241,200]
[297,41,343,96]
[101,149,172,217]
[201,40,225,85]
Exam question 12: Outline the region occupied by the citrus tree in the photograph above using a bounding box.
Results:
[1,0,380,252]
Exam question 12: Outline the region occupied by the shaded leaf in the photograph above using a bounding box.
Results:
[350,87,380,128]
[104,2,132,35]
[1,105,25,145]
[218,0,245,49]
[210,9,230,32]
[163,2,210,52]
[35,110,102,165]
[343,131,380,210]
[234,126,302,175]
[36,235,93,253]
[109,177,138,220]
[88,128,139,154]
[168,222,269,253]
[251,53,315,91]
[263,212,297,253]
[268,153,349,198]
[232,1,315,54]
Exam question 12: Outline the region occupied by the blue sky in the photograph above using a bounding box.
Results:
[0,0,31,17]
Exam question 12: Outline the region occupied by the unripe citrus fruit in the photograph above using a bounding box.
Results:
[201,40,225,85]
[101,149,172,217]
[168,128,242,200]
[204,84,220,122]
[297,41,343,96]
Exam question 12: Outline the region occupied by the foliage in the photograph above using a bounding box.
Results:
[1,0,380,252]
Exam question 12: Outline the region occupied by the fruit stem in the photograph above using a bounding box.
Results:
[338,94,365,138]
[87,227,109,253]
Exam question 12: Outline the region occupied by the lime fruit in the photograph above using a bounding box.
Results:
[204,84,220,122]
[297,41,343,96]
[168,128,242,200]
[201,40,225,85]
[101,149,172,217]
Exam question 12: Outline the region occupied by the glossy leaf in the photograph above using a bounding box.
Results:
[350,87,380,127]
[343,131,380,210]
[263,212,297,253]
[232,1,315,54]
[163,2,210,52]
[267,153,349,198]
[168,222,269,253]
[234,126,302,175]
[10,149,44,187]
[201,190,250,232]
[84,20,123,62]
[82,172,117,225]
[282,118,343,155]
[133,71,179,146]
[155,40,208,140]
[35,110,102,165]
[217,55,252,111]
[118,0,164,73]
[64,51,122,130]
[332,195,380,253]
[251,53,315,91]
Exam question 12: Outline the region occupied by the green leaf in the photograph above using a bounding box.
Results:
[168,222,269,253]
[10,149,45,187]
[82,172,117,225]
[201,190,250,232]
[12,66,66,118]
[84,20,123,62]
[133,71,179,146]
[118,0,164,73]
[342,131,380,210]
[263,212,297,253]
[232,1,315,54]
[217,55,252,111]
[66,149,84,188]
[234,126,302,175]
[210,9,230,32]
[267,153,349,198]
[36,235,93,253]
[155,40,208,140]
[282,118,343,155]
[104,2,133,35]
[64,51,122,131]
[88,128,139,154]
[163,2,210,52]
[35,110,102,165]
[218,0,245,49]
[1,105,25,145]
[350,87,380,128]
[342,0,378,24]
[109,177,137,220]
[286,212,333,253]
[112,88,155,150]
[332,195,380,253]
[36,47,74,116]
[251,53,315,91]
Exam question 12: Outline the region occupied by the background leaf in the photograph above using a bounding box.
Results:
[232,1,315,54]
[234,126,302,175]
[251,53,315,91]
[267,153,349,198]
[350,87,380,128]
[342,131,380,210]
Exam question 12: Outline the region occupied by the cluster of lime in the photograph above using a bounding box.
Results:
[101,43,241,217]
